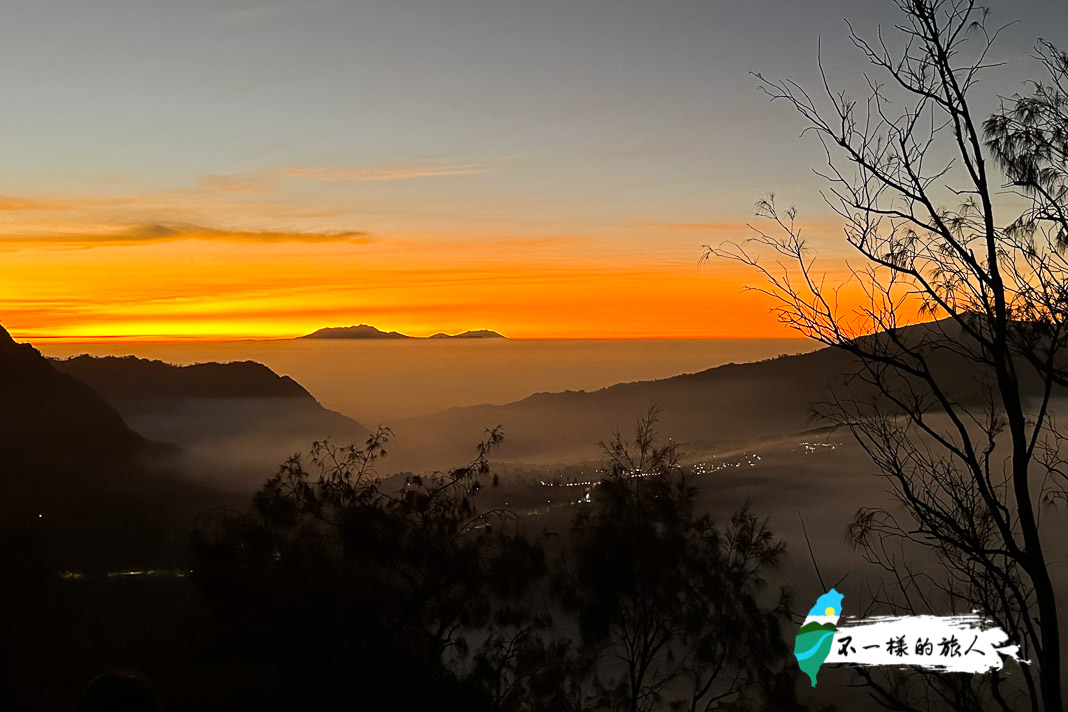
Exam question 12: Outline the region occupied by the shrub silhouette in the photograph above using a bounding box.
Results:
[191,427,543,711]
[558,409,803,712]
[192,416,803,711]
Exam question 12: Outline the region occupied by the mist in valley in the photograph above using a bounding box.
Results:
[5,0,1068,707]
[39,338,817,424]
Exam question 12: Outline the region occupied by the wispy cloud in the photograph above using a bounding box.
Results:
[275,162,492,183]
[0,194,64,211]
[0,222,372,248]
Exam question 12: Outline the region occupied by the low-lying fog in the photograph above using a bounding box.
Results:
[40,338,816,424]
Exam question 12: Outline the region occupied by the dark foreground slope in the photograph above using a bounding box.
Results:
[54,355,370,489]
[0,330,240,712]
[0,327,234,569]
[0,329,146,466]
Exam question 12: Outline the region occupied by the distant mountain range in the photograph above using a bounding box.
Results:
[53,355,369,489]
[300,324,506,340]
[429,329,505,339]
[10,315,1053,514]
[54,355,314,400]
[387,345,861,469]
[384,318,1054,470]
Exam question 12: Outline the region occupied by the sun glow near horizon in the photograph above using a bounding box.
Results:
[4,257,813,343]
[0,0,1057,347]
[0,206,864,343]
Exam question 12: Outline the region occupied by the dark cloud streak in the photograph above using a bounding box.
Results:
[0,222,373,248]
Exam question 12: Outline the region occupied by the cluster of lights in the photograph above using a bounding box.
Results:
[691,453,761,474]
[529,453,767,514]
[538,468,603,488]
[800,441,838,455]
[58,569,189,580]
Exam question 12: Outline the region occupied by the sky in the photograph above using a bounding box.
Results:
[1,0,1066,341]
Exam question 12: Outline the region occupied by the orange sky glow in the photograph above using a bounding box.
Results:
[0,0,1053,345]
[1,251,790,342]
[0,199,876,343]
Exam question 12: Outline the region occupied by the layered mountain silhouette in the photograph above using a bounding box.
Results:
[301,324,505,339]
[428,329,506,339]
[0,326,226,570]
[53,355,370,489]
[387,318,1054,470]
[389,346,857,468]
[17,315,1048,489]
[303,324,411,339]
[0,328,146,463]
[54,355,323,400]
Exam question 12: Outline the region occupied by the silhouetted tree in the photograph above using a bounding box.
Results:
[469,616,599,712]
[192,411,805,711]
[708,2,1067,710]
[191,427,545,712]
[73,673,160,712]
[986,41,1068,254]
[559,410,801,712]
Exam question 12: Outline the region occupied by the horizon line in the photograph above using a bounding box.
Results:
[18,333,815,345]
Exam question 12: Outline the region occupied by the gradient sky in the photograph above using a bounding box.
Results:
[2,0,1065,340]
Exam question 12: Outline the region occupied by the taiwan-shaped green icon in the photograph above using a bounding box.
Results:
[794,588,844,687]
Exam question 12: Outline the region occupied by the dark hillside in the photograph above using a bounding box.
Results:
[390,318,1053,469]
[54,354,370,490]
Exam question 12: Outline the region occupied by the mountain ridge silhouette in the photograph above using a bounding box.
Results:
[301,324,506,339]
[386,317,1053,469]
